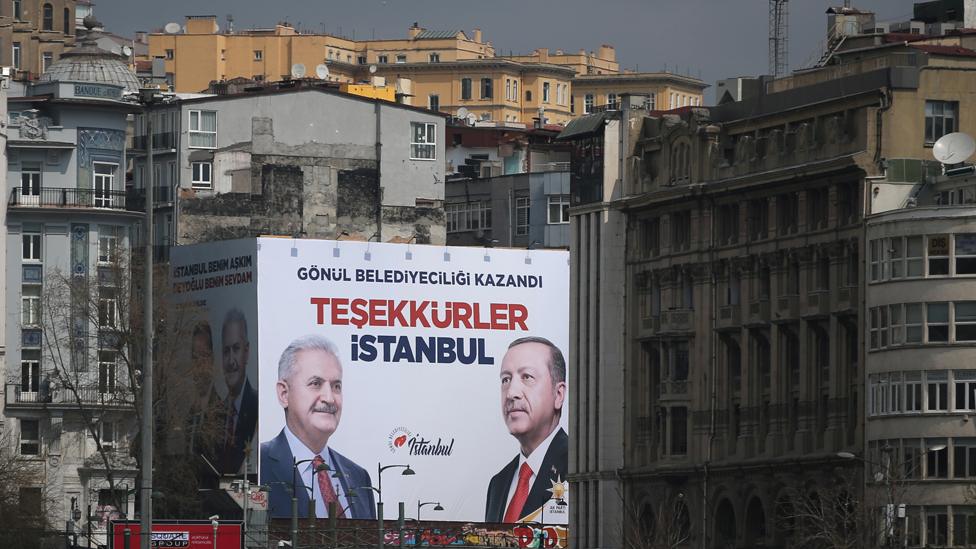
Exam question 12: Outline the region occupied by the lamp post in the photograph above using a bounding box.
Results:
[537,497,567,547]
[290,458,331,548]
[208,515,219,549]
[376,463,415,549]
[416,501,443,522]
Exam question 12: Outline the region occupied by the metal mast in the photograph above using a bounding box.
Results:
[769,0,790,77]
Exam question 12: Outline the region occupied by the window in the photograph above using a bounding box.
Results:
[191,161,212,190]
[669,406,688,455]
[807,187,829,229]
[22,233,41,261]
[955,442,976,478]
[956,233,976,274]
[98,228,119,265]
[41,52,52,72]
[925,100,958,143]
[747,198,768,241]
[99,421,117,451]
[465,201,491,230]
[12,0,20,20]
[98,288,117,328]
[927,371,948,411]
[906,235,924,277]
[926,508,949,545]
[63,7,69,33]
[547,195,570,224]
[98,352,116,394]
[21,355,38,395]
[93,162,117,208]
[776,192,798,235]
[188,110,217,149]
[715,203,739,245]
[41,3,52,30]
[377,54,388,64]
[20,420,39,455]
[428,52,439,63]
[461,78,472,100]
[515,197,529,236]
[480,78,493,99]
[395,54,406,64]
[357,55,367,64]
[928,234,950,275]
[905,303,923,343]
[671,210,691,252]
[956,371,976,411]
[607,93,617,109]
[22,285,40,326]
[512,80,518,101]
[542,82,550,103]
[445,203,462,233]
[928,302,949,342]
[410,122,436,160]
[505,79,511,100]
[253,50,263,61]
[890,304,903,345]
[21,166,40,198]
[12,42,21,69]
[953,506,976,545]
[165,49,174,60]
[428,94,439,111]
[957,302,976,342]
[641,217,660,257]
[928,445,949,478]
[584,94,594,114]
[526,90,532,102]
[905,372,923,411]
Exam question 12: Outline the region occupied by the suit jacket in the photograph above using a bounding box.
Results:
[215,380,258,475]
[260,429,376,520]
[485,427,568,523]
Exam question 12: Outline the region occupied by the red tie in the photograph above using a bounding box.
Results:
[503,462,533,523]
[312,454,344,518]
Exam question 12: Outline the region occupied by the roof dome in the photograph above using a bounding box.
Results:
[39,16,141,93]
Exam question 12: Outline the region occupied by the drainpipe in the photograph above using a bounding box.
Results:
[375,100,383,240]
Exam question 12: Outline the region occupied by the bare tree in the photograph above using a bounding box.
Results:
[620,490,692,549]
[0,429,58,548]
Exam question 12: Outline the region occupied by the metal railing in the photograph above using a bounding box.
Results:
[5,383,134,408]
[9,187,128,210]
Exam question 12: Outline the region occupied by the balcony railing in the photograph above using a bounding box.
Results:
[9,188,128,210]
[131,133,177,151]
[5,383,134,408]
[125,186,174,212]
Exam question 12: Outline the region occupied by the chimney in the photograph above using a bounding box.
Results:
[473,27,482,43]
[598,44,615,62]
[408,22,423,39]
[536,48,549,62]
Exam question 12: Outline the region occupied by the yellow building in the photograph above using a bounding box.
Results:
[572,72,708,114]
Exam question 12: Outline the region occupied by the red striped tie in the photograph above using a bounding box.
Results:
[503,462,533,523]
[312,454,344,518]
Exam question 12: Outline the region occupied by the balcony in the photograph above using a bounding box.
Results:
[9,188,129,210]
[746,299,771,325]
[717,304,741,330]
[5,383,134,410]
[775,295,800,321]
[660,308,694,334]
[805,290,831,317]
[125,186,174,212]
[131,132,177,151]
[836,285,858,312]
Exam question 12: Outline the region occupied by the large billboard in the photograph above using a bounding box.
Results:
[170,238,569,527]
[108,520,243,549]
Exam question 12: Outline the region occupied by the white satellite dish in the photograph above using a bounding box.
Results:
[110,45,122,55]
[466,113,477,125]
[122,45,133,57]
[315,64,329,79]
[163,22,181,34]
[456,107,469,119]
[368,64,378,74]
[291,63,306,79]
[933,132,976,164]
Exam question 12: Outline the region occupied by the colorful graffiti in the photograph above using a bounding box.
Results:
[383,525,567,548]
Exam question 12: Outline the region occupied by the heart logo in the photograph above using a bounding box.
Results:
[394,435,407,448]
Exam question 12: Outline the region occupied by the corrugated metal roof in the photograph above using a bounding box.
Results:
[557,112,611,141]
[912,44,976,57]
[415,29,461,40]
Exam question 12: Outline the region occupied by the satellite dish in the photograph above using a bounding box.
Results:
[933,132,976,164]
[164,22,181,34]
[110,45,122,55]
[368,64,378,74]
[456,107,469,119]
[122,45,133,57]
[291,63,306,79]
[315,64,329,79]
[466,113,477,125]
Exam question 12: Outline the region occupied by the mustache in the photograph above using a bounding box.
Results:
[312,403,339,414]
[505,402,527,414]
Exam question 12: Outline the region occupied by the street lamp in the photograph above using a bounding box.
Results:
[537,496,567,547]
[208,515,219,549]
[376,463,415,549]
[289,457,332,548]
[417,501,443,521]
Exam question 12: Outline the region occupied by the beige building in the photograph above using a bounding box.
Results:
[0,0,76,79]
[560,31,976,549]
[572,72,707,114]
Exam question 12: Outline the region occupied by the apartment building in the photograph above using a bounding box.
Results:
[561,31,976,548]
[0,0,77,79]
[3,35,141,547]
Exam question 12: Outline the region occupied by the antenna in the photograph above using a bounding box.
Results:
[291,63,306,79]
[315,64,329,79]
[456,107,469,120]
[768,0,789,77]
[933,132,976,164]
[368,64,378,74]
[163,22,181,34]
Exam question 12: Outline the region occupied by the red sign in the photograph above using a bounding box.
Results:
[109,521,243,549]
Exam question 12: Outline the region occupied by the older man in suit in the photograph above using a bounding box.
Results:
[260,334,375,519]
[485,336,568,523]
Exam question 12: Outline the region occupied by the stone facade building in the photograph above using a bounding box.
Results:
[562,32,976,548]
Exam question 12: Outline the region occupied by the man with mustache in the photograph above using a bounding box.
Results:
[215,308,258,475]
[260,335,375,519]
[485,336,568,523]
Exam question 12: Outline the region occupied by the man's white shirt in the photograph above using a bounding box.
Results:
[284,425,351,518]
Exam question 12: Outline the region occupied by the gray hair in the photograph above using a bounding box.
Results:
[222,308,249,343]
[277,334,341,381]
[507,336,566,385]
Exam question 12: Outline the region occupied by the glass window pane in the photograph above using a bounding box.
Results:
[929,303,949,323]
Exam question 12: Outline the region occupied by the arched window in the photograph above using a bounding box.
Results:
[42,3,53,31]
[63,7,70,34]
